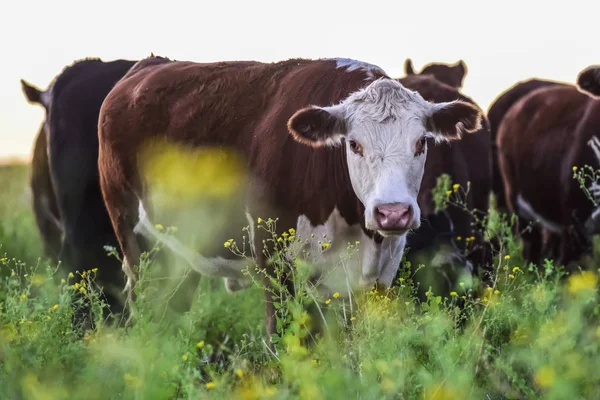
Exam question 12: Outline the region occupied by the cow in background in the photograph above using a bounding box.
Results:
[404,58,467,89]
[487,78,569,212]
[497,84,600,267]
[577,66,600,97]
[20,80,62,262]
[40,58,137,316]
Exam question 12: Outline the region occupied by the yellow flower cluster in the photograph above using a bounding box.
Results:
[567,271,598,294]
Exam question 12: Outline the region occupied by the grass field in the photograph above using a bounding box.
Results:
[1,162,599,400]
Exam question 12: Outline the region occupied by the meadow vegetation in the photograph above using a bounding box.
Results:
[0,162,599,399]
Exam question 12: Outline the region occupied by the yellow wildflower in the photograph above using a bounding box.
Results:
[236,369,243,378]
[277,237,283,242]
[196,340,205,349]
[567,271,598,294]
[469,236,476,241]
[509,274,515,279]
[124,373,142,389]
[80,286,87,295]
[350,317,356,321]
[446,190,452,195]
[282,232,289,238]
[257,217,263,224]
[459,282,465,287]
[155,224,164,230]
[453,183,460,191]
[512,266,520,273]
[224,241,231,248]
[398,277,405,283]
[333,292,340,299]
[456,236,462,241]
[52,304,59,311]
[72,282,79,290]
[68,272,74,279]
[182,354,188,361]
[450,291,458,297]
[534,366,555,389]
[504,255,510,260]
[0,257,7,263]
[205,382,216,390]
[355,240,360,245]
[573,166,578,171]
[494,290,500,295]
[321,243,330,249]
[19,293,26,302]
[60,279,65,284]
[91,268,98,273]
[325,299,331,305]
[288,228,295,234]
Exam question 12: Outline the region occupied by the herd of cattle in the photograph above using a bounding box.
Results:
[17,55,600,337]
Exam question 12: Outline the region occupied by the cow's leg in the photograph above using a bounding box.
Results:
[99,168,143,321]
[517,215,544,267]
[558,225,589,271]
[30,125,62,262]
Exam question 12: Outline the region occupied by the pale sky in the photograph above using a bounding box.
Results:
[2,0,598,161]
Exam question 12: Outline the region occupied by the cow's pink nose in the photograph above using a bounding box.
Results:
[375,203,414,231]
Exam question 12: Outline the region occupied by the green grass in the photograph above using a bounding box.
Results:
[0,163,599,400]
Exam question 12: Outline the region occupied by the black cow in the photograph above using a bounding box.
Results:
[42,58,137,315]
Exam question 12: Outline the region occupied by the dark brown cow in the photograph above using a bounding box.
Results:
[404,58,467,89]
[577,66,600,97]
[398,74,492,276]
[20,80,62,261]
[98,56,481,340]
[487,78,568,212]
[497,84,600,267]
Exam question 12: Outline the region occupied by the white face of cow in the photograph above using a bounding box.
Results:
[288,78,481,237]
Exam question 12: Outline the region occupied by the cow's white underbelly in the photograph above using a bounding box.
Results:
[133,201,405,300]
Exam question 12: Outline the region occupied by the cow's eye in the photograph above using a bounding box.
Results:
[415,136,428,157]
[349,140,363,156]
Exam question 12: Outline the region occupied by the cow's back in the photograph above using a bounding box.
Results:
[487,78,568,211]
[99,57,385,227]
[498,85,591,224]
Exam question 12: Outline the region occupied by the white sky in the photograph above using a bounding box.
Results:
[2,0,598,161]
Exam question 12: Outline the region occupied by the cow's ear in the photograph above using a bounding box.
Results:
[288,105,347,147]
[425,100,482,142]
[404,58,415,75]
[577,66,600,98]
[451,60,467,87]
[21,79,43,105]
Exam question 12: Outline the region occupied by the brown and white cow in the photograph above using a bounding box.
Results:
[20,79,62,261]
[98,56,481,339]
[404,58,467,89]
[497,84,600,267]
[577,65,600,97]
